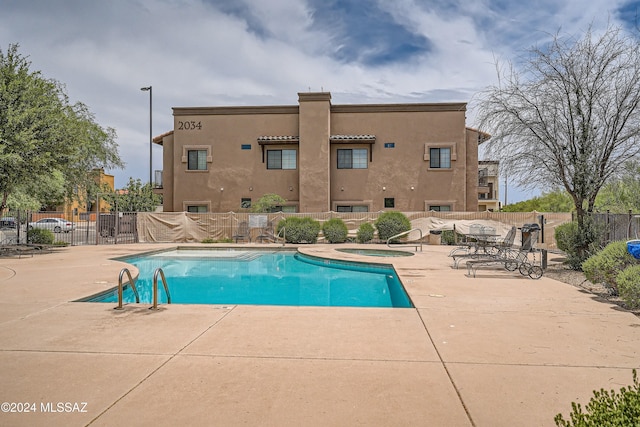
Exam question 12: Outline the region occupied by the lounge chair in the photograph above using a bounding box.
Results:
[0,244,40,258]
[256,221,275,243]
[232,221,251,243]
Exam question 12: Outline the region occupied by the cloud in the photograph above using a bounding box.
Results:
[0,0,636,203]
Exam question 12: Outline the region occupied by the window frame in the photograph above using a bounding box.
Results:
[267,149,297,170]
[187,149,208,171]
[429,205,451,212]
[186,205,208,213]
[429,147,451,169]
[337,148,368,169]
[423,143,456,170]
[181,145,212,172]
[336,205,369,213]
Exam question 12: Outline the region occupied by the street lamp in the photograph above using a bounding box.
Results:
[140,86,152,185]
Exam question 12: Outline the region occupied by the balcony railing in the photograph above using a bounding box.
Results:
[154,170,163,189]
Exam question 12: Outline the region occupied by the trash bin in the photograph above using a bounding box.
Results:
[429,230,442,245]
[628,240,640,260]
[520,223,540,250]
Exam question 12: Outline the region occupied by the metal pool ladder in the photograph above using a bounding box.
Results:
[115,268,140,310]
[150,267,172,310]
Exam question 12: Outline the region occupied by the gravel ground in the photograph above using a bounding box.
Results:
[545,254,640,318]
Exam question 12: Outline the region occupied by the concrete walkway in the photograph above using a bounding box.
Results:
[0,244,638,427]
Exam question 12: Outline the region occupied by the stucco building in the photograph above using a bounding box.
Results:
[478,160,501,211]
[154,92,487,213]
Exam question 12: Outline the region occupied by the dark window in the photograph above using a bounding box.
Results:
[272,205,296,213]
[267,149,296,169]
[336,205,369,212]
[384,198,395,208]
[429,148,451,168]
[337,149,368,169]
[241,198,251,209]
[429,205,451,212]
[187,205,207,213]
[187,150,207,170]
[241,144,252,150]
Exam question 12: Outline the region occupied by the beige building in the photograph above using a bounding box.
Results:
[154,92,486,213]
[478,160,501,211]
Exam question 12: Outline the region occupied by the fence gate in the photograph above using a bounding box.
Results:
[96,212,139,245]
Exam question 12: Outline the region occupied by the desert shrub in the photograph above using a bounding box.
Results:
[617,265,640,309]
[582,241,636,295]
[554,369,640,427]
[322,218,348,243]
[27,228,54,245]
[201,238,233,243]
[374,211,411,242]
[356,222,375,243]
[555,221,578,253]
[441,230,463,245]
[555,219,603,270]
[276,217,320,244]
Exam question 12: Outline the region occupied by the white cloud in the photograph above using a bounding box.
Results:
[0,0,635,202]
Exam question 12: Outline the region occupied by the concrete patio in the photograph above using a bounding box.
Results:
[0,243,638,426]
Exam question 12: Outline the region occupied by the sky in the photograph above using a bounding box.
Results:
[1,0,639,204]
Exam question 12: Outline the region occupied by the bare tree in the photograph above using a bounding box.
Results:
[475,24,640,231]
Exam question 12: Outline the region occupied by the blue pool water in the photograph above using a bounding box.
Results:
[85,249,413,308]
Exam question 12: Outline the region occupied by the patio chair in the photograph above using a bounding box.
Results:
[256,221,275,243]
[232,221,251,243]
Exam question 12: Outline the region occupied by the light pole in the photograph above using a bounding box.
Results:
[140,86,152,185]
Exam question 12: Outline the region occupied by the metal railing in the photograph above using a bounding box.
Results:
[386,228,423,252]
[151,267,171,310]
[276,226,286,246]
[115,268,140,310]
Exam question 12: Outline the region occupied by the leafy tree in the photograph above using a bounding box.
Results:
[250,193,286,213]
[502,190,574,212]
[0,43,122,211]
[594,160,640,213]
[476,24,640,262]
[101,178,160,212]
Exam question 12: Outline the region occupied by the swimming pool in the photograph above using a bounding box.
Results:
[84,249,413,308]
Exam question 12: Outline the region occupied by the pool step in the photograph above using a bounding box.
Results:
[234,252,267,261]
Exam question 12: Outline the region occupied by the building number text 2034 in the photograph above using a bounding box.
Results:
[177,121,202,130]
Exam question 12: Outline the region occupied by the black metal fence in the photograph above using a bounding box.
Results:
[0,210,139,246]
[3,209,637,249]
[590,211,640,243]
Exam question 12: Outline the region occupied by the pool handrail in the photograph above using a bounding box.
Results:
[115,268,140,310]
[151,267,172,310]
[386,228,423,252]
[276,226,286,246]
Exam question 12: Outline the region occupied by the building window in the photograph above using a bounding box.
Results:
[337,149,368,169]
[429,148,451,169]
[187,205,207,213]
[241,198,251,209]
[336,205,369,212]
[187,150,208,170]
[273,205,296,213]
[384,198,395,208]
[267,149,297,169]
[429,205,451,212]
